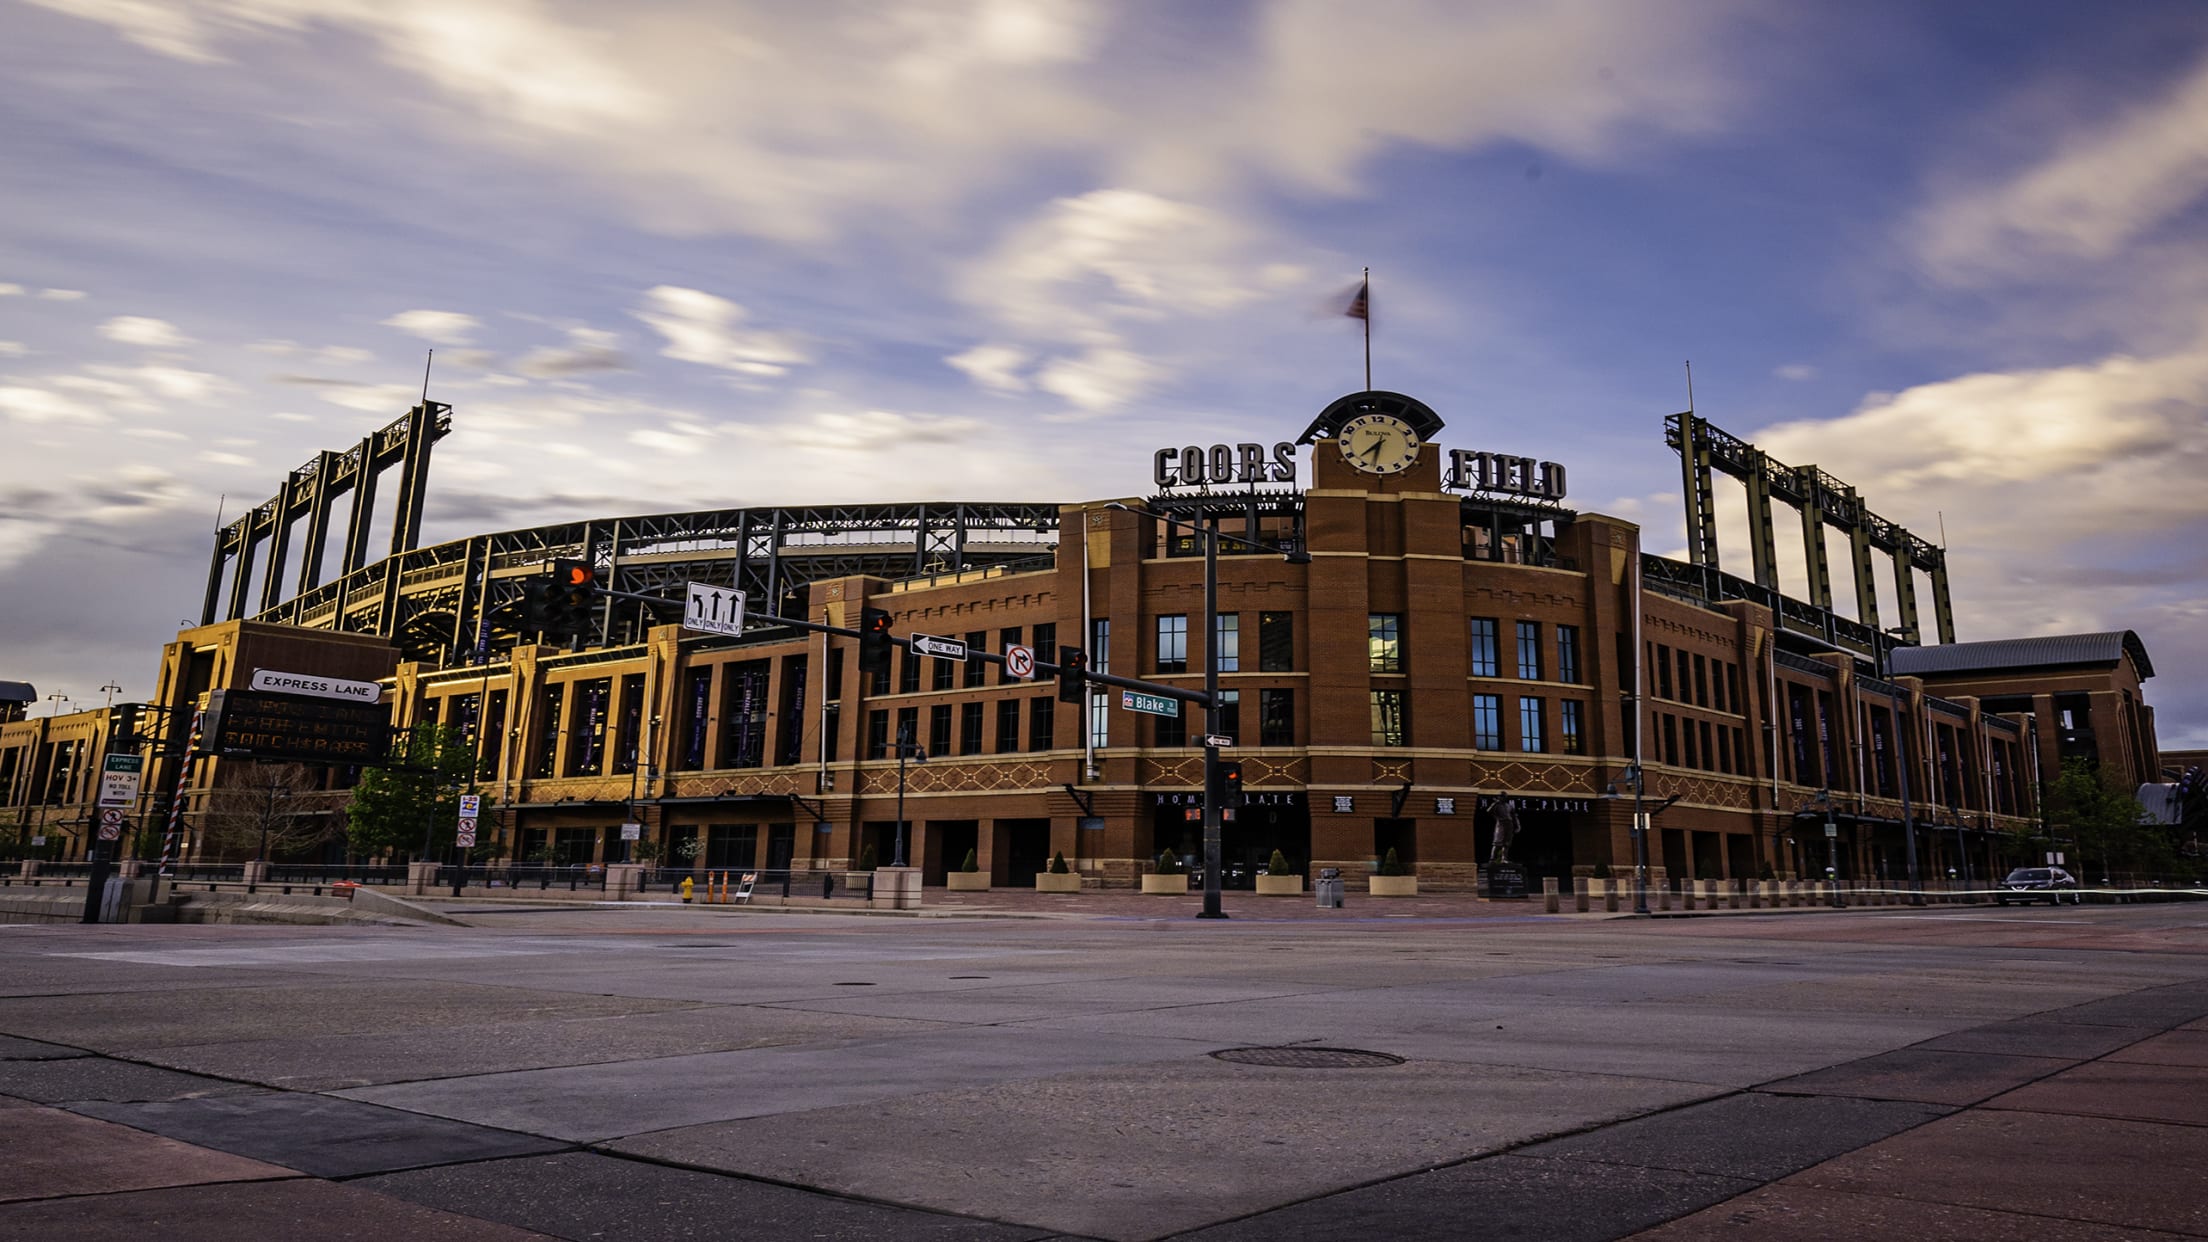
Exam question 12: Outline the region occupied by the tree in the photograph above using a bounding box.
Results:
[343,724,474,861]
[201,762,342,861]
[2043,757,2164,880]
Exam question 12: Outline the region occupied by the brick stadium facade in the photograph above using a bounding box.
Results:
[6,392,2132,892]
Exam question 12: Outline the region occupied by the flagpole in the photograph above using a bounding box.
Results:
[1362,267,1371,390]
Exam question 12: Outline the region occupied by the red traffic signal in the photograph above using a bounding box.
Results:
[858,606,894,675]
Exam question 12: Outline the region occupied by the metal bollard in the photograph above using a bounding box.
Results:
[1543,876,1560,914]
[1573,877,1590,913]
[1728,879,1743,910]
[1659,880,1672,911]
[1603,881,1619,913]
[1749,880,1763,909]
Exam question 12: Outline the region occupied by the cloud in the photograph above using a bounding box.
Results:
[1916,52,2208,281]
[0,283,21,296]
[381,308,480,345]
[516,326,628,377]
[0,341,26,357]
[1774,363,1816,382]
[1751,340,2208,663]
[39,289,86,301]
[0,385,111,425]
[632,286,807,376]
[1036,346,1158,412]
[945,343,1030,393]
[274,373,419,413]
[99,315,191,348]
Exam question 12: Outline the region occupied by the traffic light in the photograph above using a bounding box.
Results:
[1219,759,1244,805]
[519,575,555,635]
[107,703,142,749]
[858,607,894,676]
[547,559,598,639]
[1056,646,1087,703]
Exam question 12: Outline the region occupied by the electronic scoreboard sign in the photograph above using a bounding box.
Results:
[197,689,392,764]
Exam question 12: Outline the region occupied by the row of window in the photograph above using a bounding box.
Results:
[1648,641,1741,713]
[866,697,1058,759]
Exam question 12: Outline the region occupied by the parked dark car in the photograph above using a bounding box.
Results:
[1996,866,2080,905]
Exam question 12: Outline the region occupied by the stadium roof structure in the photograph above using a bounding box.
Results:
[1887,631,2154,681]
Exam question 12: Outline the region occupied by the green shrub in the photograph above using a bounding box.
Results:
[960,847,979,873]
[1379,847,1405,876]
[1049,851,1070,875]
[1268,849,1291,876]
[1590,861,1611,879]
[1155,849,1182,875]
[857,842,878,872]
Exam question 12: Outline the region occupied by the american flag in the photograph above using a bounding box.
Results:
[1345,278,1369,321]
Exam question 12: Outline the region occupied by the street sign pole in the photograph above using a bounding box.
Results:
[1199,529,1225,920]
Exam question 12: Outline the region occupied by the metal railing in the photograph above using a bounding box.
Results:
[442,864,610,892]
[640,866,876,901]
[265,864,408,887]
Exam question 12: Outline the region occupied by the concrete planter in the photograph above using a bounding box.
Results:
[1255,874,1303,896]
[1141,873,1190,895]
[1367,874,1418,897]
[945,872,990,892]
[1034,872,1081,893]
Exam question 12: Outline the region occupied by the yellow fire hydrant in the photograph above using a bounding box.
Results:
[680,875,694,904]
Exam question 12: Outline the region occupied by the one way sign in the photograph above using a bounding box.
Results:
[683,582,747,637]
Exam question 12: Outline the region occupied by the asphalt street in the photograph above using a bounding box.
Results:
[0,899,2203,1240]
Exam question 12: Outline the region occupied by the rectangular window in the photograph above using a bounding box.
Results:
[868,658,889,697]
[1717,723,1732,775]
[1470,618,1499,677]
[1656,645,1673,700]
[1260,688,1295,747]
[964,631,987,687]
[1519,697,1546,752]
[960,702,984,755]
[1088,691,1109,749]
[1033,622,1057,681]
[1677,650,1692,707]
[1556,625,1581,685]
[1726,664,1742,713]
[927,703,951,755]
[996,699,1020,753]
[1156,615,1188,673]
[1089,618,1109,675]
[1215,613,1240,673]
[1218,689,1240,745]
[932,649,956,691]
[1156,700,1187,748]
[1473,694,1502,751]
[897,706,920,759]
[1710,660,1726,713]
[1559,700,1584,754]
[866,710,889,760]
[1693,654,1709,707]
[1371,690,1407,746]
[1698,720,1714,771]
[1515,621,1541,679]
[1029,696,1055,751]
[1369,614,1403,673]
[899,645,922,694]
[825,648,845,701]
[1683,714,1698,768]
[1259,612,1294,672]
[1663,713,1680,767]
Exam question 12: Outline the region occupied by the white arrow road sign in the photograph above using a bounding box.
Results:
[684,582,747,637]
[909,634,968,660]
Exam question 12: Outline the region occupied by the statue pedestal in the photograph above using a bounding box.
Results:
[1482,862,1527,899]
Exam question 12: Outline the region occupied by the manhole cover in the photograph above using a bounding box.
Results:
[1210,1046,1404,1069]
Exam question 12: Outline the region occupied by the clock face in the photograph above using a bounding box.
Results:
[1336,413,1422,475]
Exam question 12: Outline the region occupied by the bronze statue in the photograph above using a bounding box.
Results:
[1487,796,1521,866]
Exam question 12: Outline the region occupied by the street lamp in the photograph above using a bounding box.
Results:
[893,719,926,869]
[1602,766,1681,915]
[1105,501,1309,921]
[1809,789,1845,907]
[99,682,122,709]
[46,692,68,717]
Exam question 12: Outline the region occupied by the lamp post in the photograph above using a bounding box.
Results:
[1105,502,1308,921]
[1811,789,1844,907]
[1602,767,1683,915]
[893,719,926,868]
[47,692,68,717]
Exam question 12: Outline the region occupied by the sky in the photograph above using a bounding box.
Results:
[3,0,2207,745]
